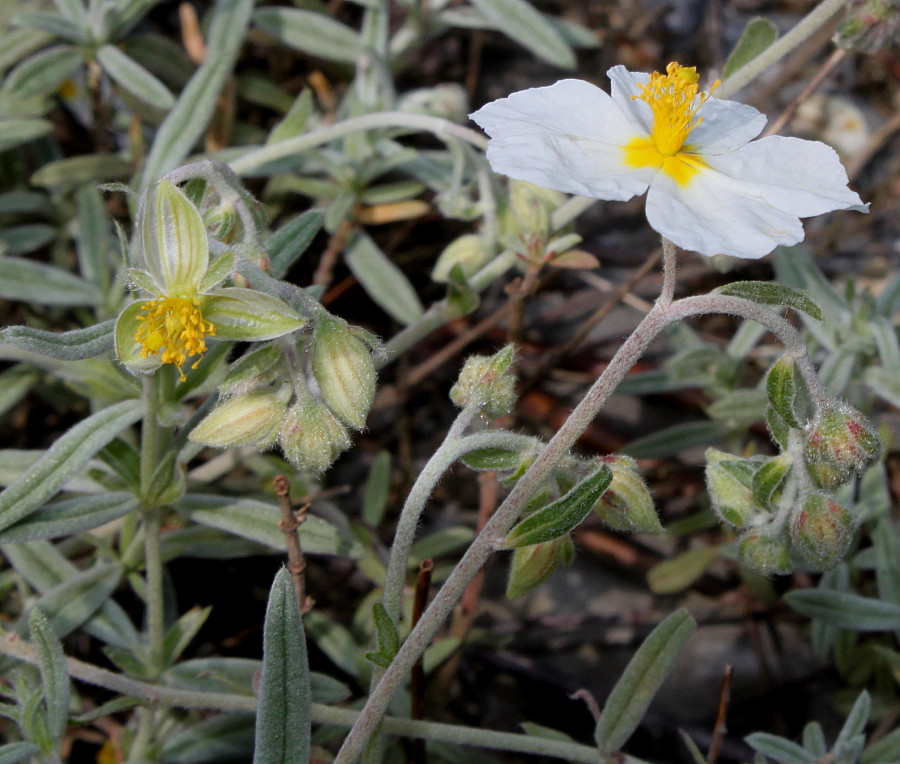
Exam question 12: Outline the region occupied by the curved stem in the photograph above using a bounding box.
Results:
[659,237,677,308]
[229,112,488,177]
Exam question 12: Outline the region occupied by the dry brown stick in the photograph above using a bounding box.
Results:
[274,474,311,614]
[763,48,847,137]
[410,560,434,764]
[521,249,661,395]
[706,664,733,764]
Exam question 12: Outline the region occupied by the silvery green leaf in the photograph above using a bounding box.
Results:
[0,190,47,215]
[163,606,211,665]
[0,29,55,74]
[1,223,56,255]
[111,0,167,36]
[818,346,857,397]
[0,119,53,152]
[253,568,311,764]
[861,727,900,764]
[141,0,254,187]
[623,420,726,459]
[499,464,612,549]
[0,451,103,493]
[173,494,364,558]
[3,45,81,98]
[785,589,900,631]
[835,691,870,752]
[869,316,900,372]
[345,231,424,326]
[28,608,70,740]
[267,208,323,279]
[266,88,314,146]
[716,281,824,321]
[0,257,91,305]
[595,609,696,752]
[723,17,778,79]
[0,321,115,360]
[468,0,574,69]
[76,185,112,291]
[0,492,138,542]
[2,541,139,649]
[28,563,121,639]
[96,44,175,111]
[253,7,362,64]
[51,0,88,24]
[0,399,141,533]
[164,657,259,694]
[120,33,194,90]
[236,72,292,113]
[802,722,827,756]
[865,367,900,408]
[31,154,132,188]
[0,366,38,419]
[12,12,85,42]
[163,713,256,762]
[706,388,768,430]
[0,742,41,764]
[745,733,817,764]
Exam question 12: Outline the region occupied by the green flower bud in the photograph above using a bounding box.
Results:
[804,402,880,490]
[202,288,305,342]
[705,448,767,529]
[450,345,517,419]
[189,392,284,449]
[310,315,377,429]
[218,344,283,397]
[738,526,792,575]
[279,398,351,474]
[834,0,898,53]
[506,180,565,239]
[432,234,492,283]
[592,456,662,533]
[791,493,853,570]
[506,536,574,600]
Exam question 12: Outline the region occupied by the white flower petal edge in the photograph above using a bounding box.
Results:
[469,79,655,202]
[689,97,767,154]
[647,136,869,259]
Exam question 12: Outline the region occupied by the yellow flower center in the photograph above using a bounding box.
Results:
[134,296,215,380]
[623,62,719,186]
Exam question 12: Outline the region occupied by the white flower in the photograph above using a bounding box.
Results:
[470,63,868,259]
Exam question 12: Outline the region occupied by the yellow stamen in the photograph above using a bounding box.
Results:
[623,62,720,186]
[134,296,215,381]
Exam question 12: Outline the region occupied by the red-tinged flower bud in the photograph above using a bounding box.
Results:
[738,527,791,575]
[791,493,854,570]
[804,402,880,489]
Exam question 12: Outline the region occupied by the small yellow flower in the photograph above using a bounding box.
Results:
[134,296,216,379]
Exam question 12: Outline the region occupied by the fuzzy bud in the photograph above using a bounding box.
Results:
[791,493,854,570]
[506,180,565,240]
[804,402,880,490]
[506,536,574,600]
[738,526,792,576]
[279,398,352,474]
[833,0,899,53]
[310,315,377,430]
[705,449,767,529]
[450,345,517,419]
[592,456,662,533]
[431,234,492,283]
[189,392,284,449]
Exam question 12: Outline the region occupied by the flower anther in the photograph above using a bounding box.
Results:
[135,296,216,380]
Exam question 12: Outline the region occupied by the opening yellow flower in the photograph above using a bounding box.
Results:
[470,63,868,259]
[134,296,216,379]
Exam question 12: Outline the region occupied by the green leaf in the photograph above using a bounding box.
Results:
[745,733,817,764]
[141,0,254,187]
[174,494,364,558]
[622,420,726,459]
[164,713,256,762]
[253,7,362,64]
[266,88,315,146]
[28,608,70,740]
[785,589,900,631]
[766,356,801,427]
[595,609,696,753]
[344,231,424,326]
[28,564,122,639]
[0,400,141,533]
[0,366,38,419]
[0,492,138,542]
[0,28,55,74]
[862,726,900,764]
[646,547,718,595]
[364,602,399,669]
[267,208,324,279]
[0,119,53,152]
[362,450,391,527]
[0,742,41,764]
[31,155,132,188]
[76,184,112,291]
[751,454,791,507]
[11,12,85,43]
[678,730,707,764]
[500,464,612,549]
[835,690,870,751]
[460,444,531,472]
[0,257,102,307]
[0,321,115,361]
[468,0,575,69]
[163,606,212,665]
[253,569,311,764]
[303,610,359,678]
[3,45,81,98]
[716,281,824,321]
[723,17,779,79]
[96,44,175,111]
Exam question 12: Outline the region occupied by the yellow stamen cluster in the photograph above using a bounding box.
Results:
[623,62,720,186]
[135,296,215,380]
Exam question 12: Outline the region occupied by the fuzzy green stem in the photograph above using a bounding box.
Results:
[659,238,678,307]
[716,0,853,99]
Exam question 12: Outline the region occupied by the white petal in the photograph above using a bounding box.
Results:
[645,136,867,259]
[471,79,654,201]
[688,96,767,154]
[606,65,652,134]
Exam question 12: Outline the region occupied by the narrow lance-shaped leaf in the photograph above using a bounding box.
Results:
[835,690,870,751]
[785,589,900,632]
[365,602,400,669]
[0,321,115,361]
[0,258,102,307]
[723,17,778,79]
[0,492,139,543]
[28,608,70,740]
[28,564,122,639]
[0,400,141,533]
[253,7,362,65]
[716,281,825,321]
[96,44,176,111]
[595,609,696,753]
[499,463,612,549]
[745,733,818,764]
[468,0,575,69]
[0,120,54,153]
[267,208,324,279]
[253,568,311,764]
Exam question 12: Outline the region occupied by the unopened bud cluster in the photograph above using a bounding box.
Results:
[190,311,377,475]
[450,345,517,420]
[706,357,880,575]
